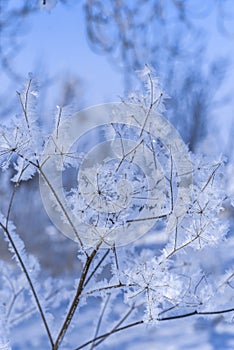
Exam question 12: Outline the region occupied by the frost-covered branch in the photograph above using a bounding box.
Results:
[75,307,234,350]
[0,221,54,347]
[54,242,102,349]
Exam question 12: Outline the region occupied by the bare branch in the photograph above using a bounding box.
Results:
[0,222,54,347]
[74,307,234,350]
[54,242,102,349]
[89,293,111,350]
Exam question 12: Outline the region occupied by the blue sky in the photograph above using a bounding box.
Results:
[3,1,124,111]
[1,0,234,154]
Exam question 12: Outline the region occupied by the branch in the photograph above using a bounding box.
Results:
[39,165,86,250]
[53,242,102,349]
[74,307,234,349]
[16,78,32,129]
[0,222,54,347]
[0,169,54,347]
[90,294,111,350]
[74,320,143,350]
[84,249,110,288]
[84,282,131,297]
[95,304,136,348]
[158,307,234,320]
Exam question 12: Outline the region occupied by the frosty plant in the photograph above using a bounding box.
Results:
[0,67,233,349]
[40,92,193,247]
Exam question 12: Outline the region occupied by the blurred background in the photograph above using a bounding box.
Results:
[1,0,234,154]
[0,1,234,349]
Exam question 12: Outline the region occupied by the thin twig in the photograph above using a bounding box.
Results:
[6,183,19,229]
[84,282,131,297]
[84,249,111,288]
[6,163,31,228]
[126,213,168,223]
[140,73,154,137]
[16,79,32,129]
[74,320,143,350]
[10,288,61,326]
[0,166,54,347]
[112,245,121,283]
[2,274,24,320]
[74,307,234,350]
[201,163,221,192]
[0,222,54,347]
[90,294,111,350]
[11,150,87,253]
[94,304,136,347]
[55,106,62,139]
[54,242,102,349]
[116,139,144,172]
[169,148,174,212]
[39,164,86,251]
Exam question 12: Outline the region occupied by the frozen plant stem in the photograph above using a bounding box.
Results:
[93,304,136,348]
[0,222,54,348]
[10,150,87,251]
[16,79,32,130]
[90,293,111,350]
[53,242,102,350]
[39,164,86,251]
[0,172,54,347]
[75,307,234,350]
